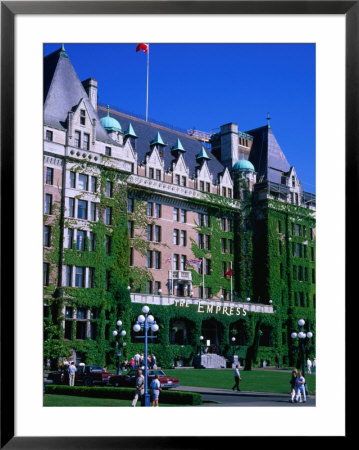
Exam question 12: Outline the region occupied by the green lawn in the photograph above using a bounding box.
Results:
[44,394,181,407]
[164,369,316,394]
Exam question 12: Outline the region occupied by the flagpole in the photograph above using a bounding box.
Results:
[171,254,173,296]
[146,45,149,121]
[202,257,205,299]
[230,261,233,302]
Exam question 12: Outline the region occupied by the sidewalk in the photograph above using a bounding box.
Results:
[172,385,308,398]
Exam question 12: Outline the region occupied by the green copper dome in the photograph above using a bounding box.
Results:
[100,107,122,133]
[233,159,255,172]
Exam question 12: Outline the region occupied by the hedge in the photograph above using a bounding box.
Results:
[45,385,202,406]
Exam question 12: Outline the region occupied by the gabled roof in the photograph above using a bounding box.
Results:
[246,125,290,183]
[43,47,110,143]
[98,107,225,181]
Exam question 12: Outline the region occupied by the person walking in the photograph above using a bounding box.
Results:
[150,374,162,407]
[134,352,141,367]
[306,358,312,374]
[289,370,298,403]
[295,371,306,403]
[150,354,157,369]
[131,369,145,407]
[68,361,77,386]
[312,358,316,373]
[232,364,241,391]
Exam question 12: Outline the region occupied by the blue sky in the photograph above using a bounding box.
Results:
[44,43,315,192]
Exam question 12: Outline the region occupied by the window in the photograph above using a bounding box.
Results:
[70,171,76,188]
[298,266,303,281]
[46,130,53,141]
[155,169,161,181]
[304,245,308,259]
[129,247,134,266]
[65,266,73,286]
[291,223,295,235]
[278,240,282,255]
[44,226,51,247]
[206,183,211,192]
[89,232,96,251]
[303,226,306,237]
[173,207,179,221]
[175,174,180,185]
[304,267,308,282]
[78,174,88,191]
[222,261,227,276]
[205,259,211,275]
[149,168,154,179]
[221,218,226,231]
[90,202,97,221]
[77,200,88,220]
[66,228,74,249]
[74,131,81,148]
[106,181,113,198]
[198,234,203,249]
[180,255,186,271]
[75,267,85,287]
[105,235,111,255]
[173,229,179,245]
[128,221,134,238]
[280,263,283,279]
[244,239,248,253]
[205,235,210,250]
[180,209,186,223]
[46,167,53,185]
[147,225,153,241]
[180,230,186,246]
[43,263,50,286]
[243,219,247,232]
[155,204,161,218]
[154,281,161,295]
[310,247,315,261]
[64,310,73,340]
[105,271,111,290]
[199,181,204,191]
[295,224,301,236]
[296,243,302,258]
[105,207,112,225]
[44,194,52,214]
[76,321,87,340]
[293,266,297,280]
[173,254,179,270]
[80,109,86,125]
[146,281,153,294]
[105,146,111,156]
[154,225,161,242]
[89,268,95,288]
[222,187,227,197]
[229,240,233,254]
[147,251,153,268]
[299,292,304,307]
[278,220,282,233]
[154,251,161,269]
[310,228,315,240]
[244,262,249,278]
[148,202,153,217]
[181,177,187,187]
[83,133,90,150]
[127,198,134,213]
[68,198,75,217]
[90,176,97,193]
[76,230,86,251]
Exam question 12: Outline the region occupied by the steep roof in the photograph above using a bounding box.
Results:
[98,107,226,181]
[246,125,291,183]
[43,47,110,143]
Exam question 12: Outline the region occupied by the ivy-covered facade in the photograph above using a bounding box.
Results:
[43,46,315,370]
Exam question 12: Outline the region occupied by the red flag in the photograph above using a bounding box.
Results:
[136,43,149,53]
[224,269,233,281]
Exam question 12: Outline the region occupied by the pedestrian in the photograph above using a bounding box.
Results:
[130,358,135,369]
[150,374,162,407]
[68,361,77,386]
[289,369,297,403]
[312,358,316,373]
[232,364,241,391]
[150,354,157,369]
[131,369,145,407]
[134,352,140,367]
[295,371,306,403]
[306,358,312,374]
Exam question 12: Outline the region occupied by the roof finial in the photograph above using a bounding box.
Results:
[266,112,271,128]
[107,105,110,117]
[61,43,65,52]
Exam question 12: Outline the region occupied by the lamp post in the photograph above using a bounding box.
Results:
[133,305,159,407]
[199,335,204,355]
[231,336,236,357]
[291,319,313,375]
[112,320,127,375]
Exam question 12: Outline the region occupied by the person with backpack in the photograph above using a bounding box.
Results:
[150,374,162,407]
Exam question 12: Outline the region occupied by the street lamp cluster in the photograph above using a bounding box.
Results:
[112,320,127,375]
[291,319,313,375]
[132,305,159,406]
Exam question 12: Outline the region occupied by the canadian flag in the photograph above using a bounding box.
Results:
[136,43,149,53]
[224,269,233,281]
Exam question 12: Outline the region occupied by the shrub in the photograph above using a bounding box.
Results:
[46,385,202,406]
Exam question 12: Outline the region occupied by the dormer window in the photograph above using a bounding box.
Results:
[105,146,111,156]
[149,168,154,179]
[83,133,90,150]
[80,109,86,125]
[155,170,161,181]
[175,175,180,185]
[292,176,295,187]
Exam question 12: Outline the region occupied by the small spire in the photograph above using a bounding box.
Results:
[59,44,68,57]
[61,43,65,52]
[266,112,271,128]
[107,105,110,117]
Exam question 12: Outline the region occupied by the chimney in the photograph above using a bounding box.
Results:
[82,78,98,111]
[219,123,239,170]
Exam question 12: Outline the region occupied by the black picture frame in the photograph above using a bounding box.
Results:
[1,1,353,447]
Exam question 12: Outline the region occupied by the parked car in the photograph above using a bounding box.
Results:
[109,368,180,389]
[47,365,115,386]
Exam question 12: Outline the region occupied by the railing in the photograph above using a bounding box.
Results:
[169,270,192,281]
